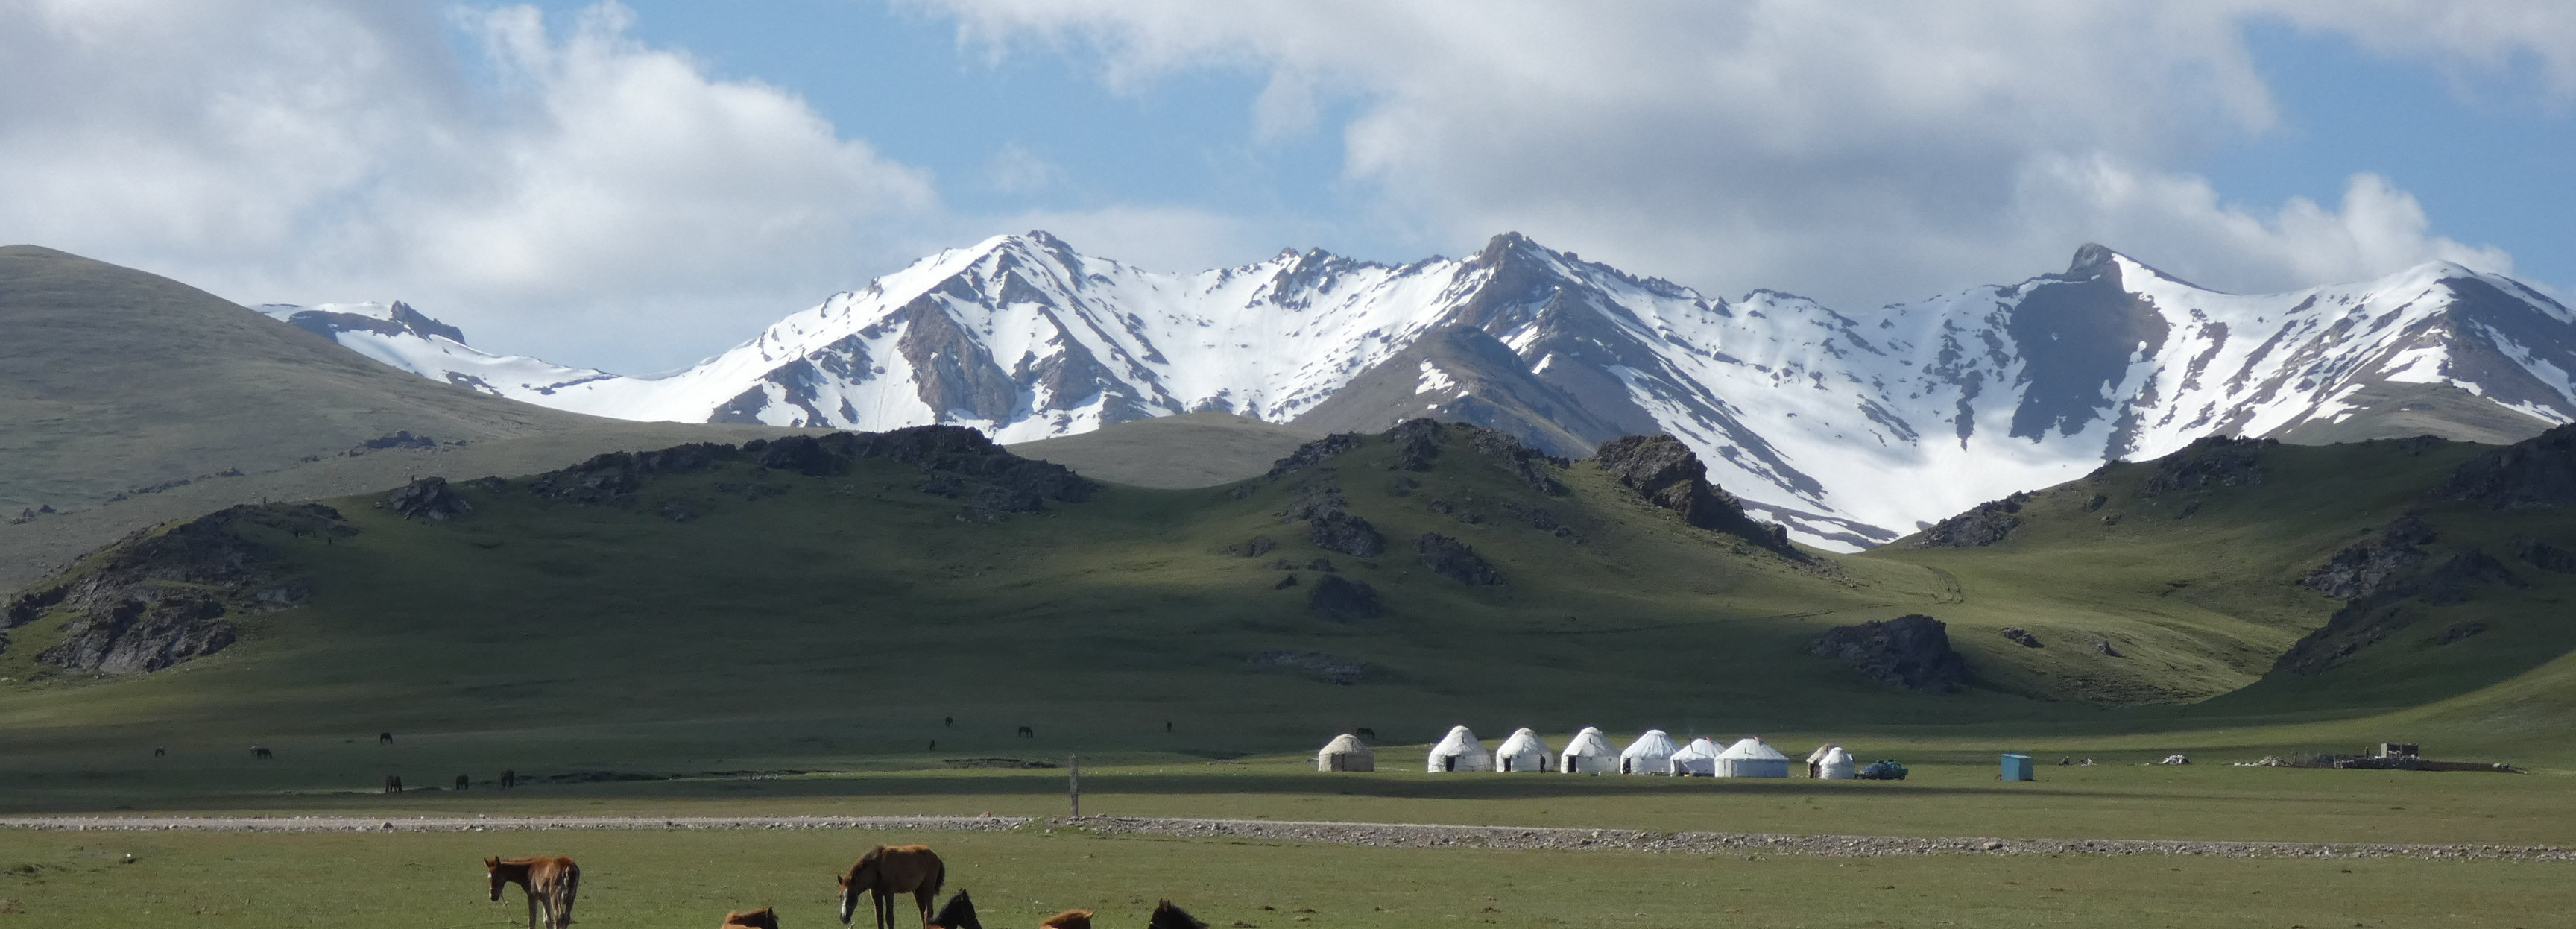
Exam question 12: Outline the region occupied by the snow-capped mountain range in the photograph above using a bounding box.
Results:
[261,232,2576,550]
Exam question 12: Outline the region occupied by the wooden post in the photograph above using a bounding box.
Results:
[1069,755,1081,819]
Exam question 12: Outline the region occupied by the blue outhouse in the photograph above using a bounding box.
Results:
[2001,753,2034,781]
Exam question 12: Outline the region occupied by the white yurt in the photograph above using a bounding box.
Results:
[1494,728,1553,772]
[1668,737,1722,776]
[1716,737,1792,778]
[1805,743,1842,778]
[1427,725,1492,773]
[1618,729,1679,775]
[1317,734,1375,772]
[1560,726,1617,774]
[1817,746,1857,780]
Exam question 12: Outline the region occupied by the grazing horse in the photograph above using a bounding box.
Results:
[1038,911,1090,929]
[926,890,982,929]
[385,775,404,793]
[1147,901,1207,929]
[836,844,944,929]
[456,774,472,791]
[154,746,165,758]
[722,907,782,929]
[379,731,394,745]
[487,855,581,929]
[501,769,517,789]
[252,746,273,759]
[1016,726,1034,738]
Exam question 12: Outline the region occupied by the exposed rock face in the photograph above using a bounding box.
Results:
[2001,627,2042,648]
[2446,423,2576,509]
[4,504,352,674]
[2299,514,2437,600]
[1387,418,1442,471]
[1307,575,1381,621]
[1264,434,1365,479]
[1808,614,1969,693]
[2142,435,2274,496]
[1591,435,1798,557]
[1415,533,1500,585]
[386,476,473,520]
[1915,491,2032,548]
[1280,476,1348,522]
[525,428,1093,515]
[1462,423,1568,495]
[1310,514,1386,558]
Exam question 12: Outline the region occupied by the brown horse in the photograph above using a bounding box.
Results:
[837,845,944,929]
[723,907,782,929]
[1038,910,1092,929]
[487,855,580,929]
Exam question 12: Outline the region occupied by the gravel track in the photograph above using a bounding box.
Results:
[5,814,2569,862]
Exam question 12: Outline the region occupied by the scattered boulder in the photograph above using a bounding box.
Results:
[2435,622,2487,644]
[1265,558,1296,570]
[1915,492,2030,547]
[2445,422,2576,509]
[1414,533,1500,585]
[2082,494,2108,512]
[2156,754,2191,766]
[1272,575,1297,590]
[1309,514,1386,558]
[2142,435,2273,496]
[1808,614,1969,693]
[1307,575,1381,621]
[1591,435,1798,557]
[2001,627,2042,648]
[2092,637,2124,658]
[354,430,438,453]
[1227,537,1278,558]
[385,476,473,521]
[1305,558,1337,573]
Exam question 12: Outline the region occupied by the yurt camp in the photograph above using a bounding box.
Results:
[1669,737,1722,776]
[1805,743,1841,778]
[1561,727,1617,774]
[1817,746,1857,780]
[1494,728,1553,772]
[1717,737,1792,778]
[1316,734,1374,772]
[1427,725,1493,772]
[1619,729,1679,775]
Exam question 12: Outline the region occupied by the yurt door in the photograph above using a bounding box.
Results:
[1444,757,1456,772]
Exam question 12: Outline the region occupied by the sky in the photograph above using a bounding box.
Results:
[4,1,2572,375]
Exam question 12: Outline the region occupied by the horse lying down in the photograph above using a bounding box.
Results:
[724,907,783,929]
[934,891,1205,929]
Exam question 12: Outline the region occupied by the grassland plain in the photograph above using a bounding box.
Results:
[0,822,2567,929]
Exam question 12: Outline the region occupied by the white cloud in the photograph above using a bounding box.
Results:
[917,0,2566,306]
[0,1,939,372]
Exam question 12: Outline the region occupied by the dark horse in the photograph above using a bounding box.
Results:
[927,889,981,929]
[385,775,404,793]
[722,907,782,928]
[487,855,580,929]
[456,774,472,791]
[837,844,944,929]
[1148,901,1208,929]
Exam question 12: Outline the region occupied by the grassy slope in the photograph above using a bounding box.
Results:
[1007,412,1321,488]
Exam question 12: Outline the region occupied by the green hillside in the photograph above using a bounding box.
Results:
[5,418,2576,797]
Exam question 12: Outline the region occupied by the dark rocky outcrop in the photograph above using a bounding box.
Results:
[2142,435,2274,496]
[2001,627,2042,648]
[4,503,351,674]
[1808,614,1969,693]
[1264,434,1366,479]
[1463,424,1568,495]
[1307,575,1381,621]
[2299,514,2437,600]
[1310,514,1386,558]
[528,428,1092,516]
[385,476,473,520]
[1914,491,2031,548]
[2516,538,2576,574]
[1279,476,1348,523]
[1591,435,1798,557]
[2446,422,2576,509]
[1415,533,1500,585]
[1387,418,1442,471]
[353,430,439,453]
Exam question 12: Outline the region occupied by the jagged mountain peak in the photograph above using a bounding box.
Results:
[268,232,2576,552]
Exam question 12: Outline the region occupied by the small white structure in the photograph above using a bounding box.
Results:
[1817,746,1856,780]
[1805,743,1842,778]
[1618,729,1679,775]
[1494,728,1553,772]
[1560,727,1617,774]
[1317,734,1375,772]
[1668,737,1722,776]
[1427,725,1492,772]
[1716,737,1792,778]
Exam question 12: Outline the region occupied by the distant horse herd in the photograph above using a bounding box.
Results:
[489,844,1209,929]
